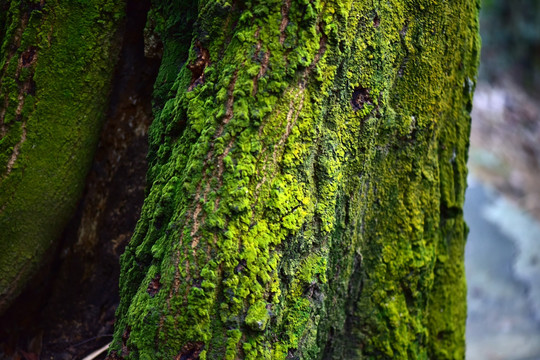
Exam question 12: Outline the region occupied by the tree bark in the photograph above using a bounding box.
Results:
[0,0,126,313]
[109,1,479,359]
[0,2,162,358]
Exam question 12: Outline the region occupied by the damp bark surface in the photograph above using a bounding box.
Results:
[108,1,480,359]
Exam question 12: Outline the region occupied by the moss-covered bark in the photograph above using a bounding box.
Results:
[0,0,125,312]
[110,0,479,359]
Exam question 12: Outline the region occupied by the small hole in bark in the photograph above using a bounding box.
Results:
[187,41,210,91]
[191,277,203,288]
[234,259,247,274]
[351,86,372,110]
[26,79,36,96]
[400,22,409,37]
[437,330,452,341]
[146,274,161,297]
[21,47,37,67]
[373,15,380,28]
[175,342,204,360]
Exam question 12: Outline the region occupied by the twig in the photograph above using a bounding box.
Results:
[72,334,113,347]
[81,342,111,360]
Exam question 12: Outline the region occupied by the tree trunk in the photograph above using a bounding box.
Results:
[0,1,165,358]
[0,0,126,313]
[109,0,479,359]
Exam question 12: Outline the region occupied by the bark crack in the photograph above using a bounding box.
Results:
[190,70,238,243]
[5,122,27,176]
[0,13,30,139]
[252,27,271,97]
[279,0,292,45]
[250,31,326,215]
[187,41,210,91]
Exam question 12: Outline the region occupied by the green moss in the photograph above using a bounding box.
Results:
[0,0,126,313]
[245,300,269,331]
[111,0,479,358]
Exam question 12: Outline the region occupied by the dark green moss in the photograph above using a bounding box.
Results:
[0,0,125,312]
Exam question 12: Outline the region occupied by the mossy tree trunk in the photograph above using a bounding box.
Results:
[0,0,126,313]
[109,0,479,359]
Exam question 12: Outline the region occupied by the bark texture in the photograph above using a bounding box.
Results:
[0,0,125,312]
[110,0,479,359]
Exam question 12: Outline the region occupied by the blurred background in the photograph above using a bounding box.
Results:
[465,0,540,359]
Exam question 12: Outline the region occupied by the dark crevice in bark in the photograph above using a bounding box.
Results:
[0,1,8,44]
[0,1,160,358]
[187,41,210,91]
[351,86,373,111]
